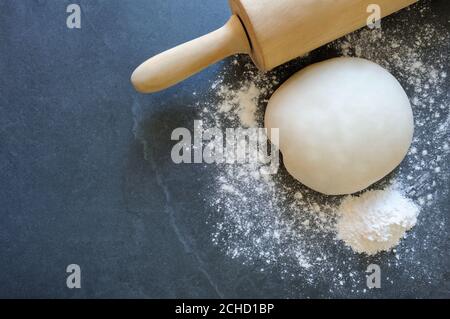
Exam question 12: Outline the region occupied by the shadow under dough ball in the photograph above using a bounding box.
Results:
[265,57,414,195]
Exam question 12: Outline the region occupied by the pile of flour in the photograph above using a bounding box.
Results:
[337,186,420,255]
[194,1,449,289]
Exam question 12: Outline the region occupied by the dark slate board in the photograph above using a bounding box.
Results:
[0,0,448,298]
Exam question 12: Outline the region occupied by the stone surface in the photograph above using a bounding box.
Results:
[0,0,448,298]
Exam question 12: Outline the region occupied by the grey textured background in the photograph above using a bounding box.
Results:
[0,0,449,298]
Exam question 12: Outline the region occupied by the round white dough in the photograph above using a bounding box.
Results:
[265,57,414,195]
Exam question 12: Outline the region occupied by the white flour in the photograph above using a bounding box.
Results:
[217,82,265,128]
[337,186,420,255]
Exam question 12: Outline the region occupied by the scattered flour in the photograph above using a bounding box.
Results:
[195,1,449,291]
[217,82,264,127]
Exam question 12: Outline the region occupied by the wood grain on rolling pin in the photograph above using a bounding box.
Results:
[230,0,418,70]
[131,0,417,93]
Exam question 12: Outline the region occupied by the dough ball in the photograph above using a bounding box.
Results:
[265,57,414,195]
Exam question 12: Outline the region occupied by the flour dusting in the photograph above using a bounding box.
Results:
[196,2,449,291]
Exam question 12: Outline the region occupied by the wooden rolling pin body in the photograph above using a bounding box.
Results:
[132,0,417,93]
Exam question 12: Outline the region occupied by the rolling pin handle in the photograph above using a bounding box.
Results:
[131,15,250,93]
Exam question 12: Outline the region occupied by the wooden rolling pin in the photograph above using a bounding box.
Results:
[131,0,417,93]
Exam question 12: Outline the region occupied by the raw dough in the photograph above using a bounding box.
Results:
[265,57,414,195]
